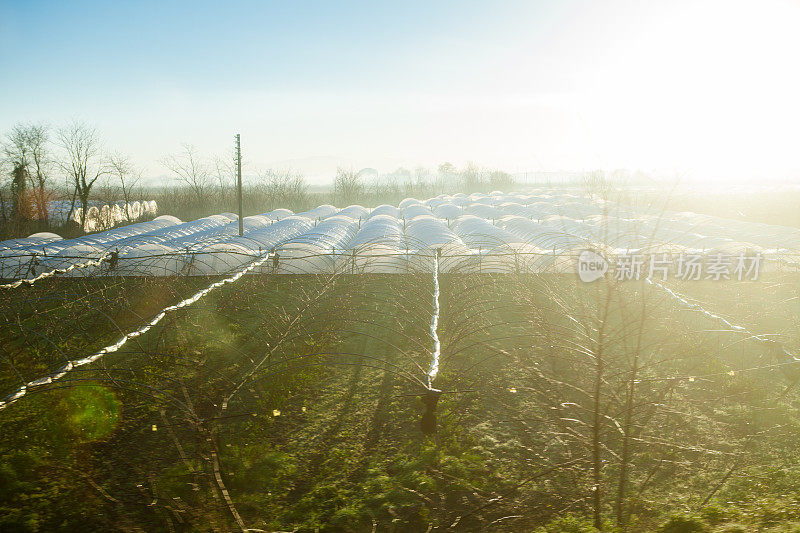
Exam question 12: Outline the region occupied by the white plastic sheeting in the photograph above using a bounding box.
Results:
[296,205,335,221]
[427,251,441,388]
[0,232,62,253]
[274,215,360,274]
[46,199,158,230]
[2,191,800,278]
[0,217,181,278]
[368,205,400,219]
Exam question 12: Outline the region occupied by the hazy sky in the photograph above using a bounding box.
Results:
[1,0,799,184]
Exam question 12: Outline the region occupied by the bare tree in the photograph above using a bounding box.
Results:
[258,169,307,210]
[0,186,7,224]
[212,150,236,204]
[414,166,431,197]
[489,170,514,190]
[436,162,456,193]
[582,170,613,201]
[10,162,30,222]
[461,161,484,191]
[390,167,414,196]
[437,161,456,177]
[108,153,142,221]
[161,144,210,203]
[0,136,18,225]
[2,123,52,222]
[57,122,108,229]
[333,167,363,206]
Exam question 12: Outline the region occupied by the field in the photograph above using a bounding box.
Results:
[4,0,799,529]
[1,260,800,531]
[2,188,800,532]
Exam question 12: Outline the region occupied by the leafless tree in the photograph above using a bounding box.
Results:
[0,139,14,224]
[436,162,456,193]
[389,167,414,196]
[489,170,514,190]
[161,144,210,203]
[369,174,400,204]
[258,169,308,210]
[213,150,236,204]
[437,161,456,177]
[108,152,142,220]
[57,122,108,229]
[461,161,484,191]
[413,166,432,197]
[0,186,7,224]
[2,123,53,221]
[582,170,613,201]
[333,167,363,206]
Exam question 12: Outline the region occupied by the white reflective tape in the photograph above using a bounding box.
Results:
[646,277,798,362]
[426,252,441,388]
[0,253,272,411]
[0,252,112,290]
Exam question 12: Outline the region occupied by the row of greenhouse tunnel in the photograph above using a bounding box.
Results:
[46,199,158,230]
[1,191,800,278]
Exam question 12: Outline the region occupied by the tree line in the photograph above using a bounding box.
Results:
[153,144,516,222]
[1,122,517,238]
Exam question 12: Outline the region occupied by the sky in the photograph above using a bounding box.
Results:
[1,0,799,185]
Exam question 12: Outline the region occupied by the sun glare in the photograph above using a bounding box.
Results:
[565,1,800,183]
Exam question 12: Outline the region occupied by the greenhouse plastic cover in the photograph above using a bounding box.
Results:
[2,191,800,278]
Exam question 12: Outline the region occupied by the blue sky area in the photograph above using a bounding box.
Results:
[1,0,799,184]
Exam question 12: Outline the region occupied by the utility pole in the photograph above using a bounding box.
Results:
[235,134,243,237]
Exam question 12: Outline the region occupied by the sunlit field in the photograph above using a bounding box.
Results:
[3,1,800,531]
[1,185,800,532]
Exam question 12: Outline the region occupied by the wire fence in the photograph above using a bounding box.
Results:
[1,245,798,288]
